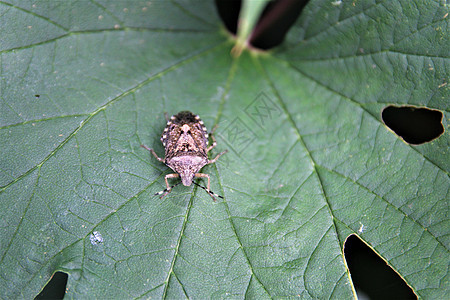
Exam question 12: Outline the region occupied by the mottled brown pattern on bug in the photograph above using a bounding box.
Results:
[141,111,227,201]
[162,111,209,186]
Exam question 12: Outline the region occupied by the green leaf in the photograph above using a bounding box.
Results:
[1,0,448,298]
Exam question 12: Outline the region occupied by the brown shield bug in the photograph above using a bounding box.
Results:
[141,111,227,201]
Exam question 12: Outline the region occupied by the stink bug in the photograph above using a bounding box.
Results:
[141,111,227,201]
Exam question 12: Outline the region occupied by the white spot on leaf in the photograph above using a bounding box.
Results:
[90,231,103,245]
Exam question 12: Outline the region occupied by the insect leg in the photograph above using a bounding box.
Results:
[208,150,228,164]
[165,173,179,190]
[210,124,219,135]
[155,181,181,198]
[206,124,219,152]
[140,144,164,162]
[194,173,224,201]
[158,173,180,198]
[192,181,224,201]
[195,173,210,189]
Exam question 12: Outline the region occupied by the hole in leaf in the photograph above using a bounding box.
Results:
[344,235,416,299]
[34,271,68,300]
[215,0,307,50]
[382,106,444,145]
[215,0,241,35]
[250,0,308,50]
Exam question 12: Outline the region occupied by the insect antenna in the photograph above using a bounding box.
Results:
[154,181,182,197]
[192,181,224,201]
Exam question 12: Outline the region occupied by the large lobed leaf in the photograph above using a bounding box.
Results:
[0,0,448,298]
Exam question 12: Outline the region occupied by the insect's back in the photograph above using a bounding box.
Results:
[162,111,208,160]
[141,110,226,195]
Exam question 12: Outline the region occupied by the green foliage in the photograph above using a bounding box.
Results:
[0,0,448,298]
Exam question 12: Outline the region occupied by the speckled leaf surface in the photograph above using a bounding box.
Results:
[0,0,448,298]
